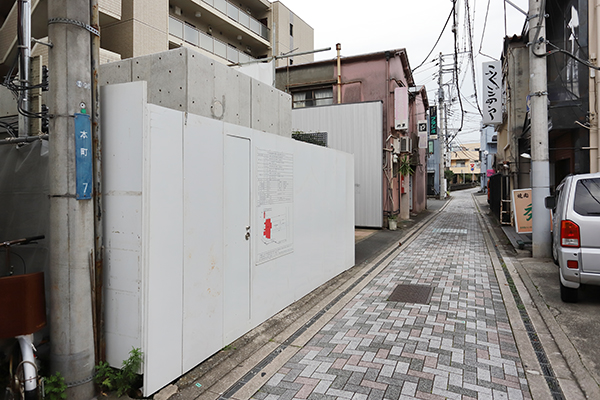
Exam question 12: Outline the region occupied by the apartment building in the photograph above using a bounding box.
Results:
[448,142,481,184]
[0,0,314,78]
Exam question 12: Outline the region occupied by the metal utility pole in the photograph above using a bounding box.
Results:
[528,0,551,258]
[48,0,97,398]
[18,0,31,136]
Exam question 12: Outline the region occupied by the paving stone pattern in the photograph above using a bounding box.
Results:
[252,192,531,400]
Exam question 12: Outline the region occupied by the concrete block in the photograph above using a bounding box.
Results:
[213,61,252,127]
[132,49,188,112]
[187,51,215,119]
[154,384,178,400]
[278,90,292,138]
[100,58,133,86]
[251,80,279,133]
[99,47,292,137]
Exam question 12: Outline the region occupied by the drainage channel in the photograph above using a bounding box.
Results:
[217,211,439,400]
[478,210,565,400]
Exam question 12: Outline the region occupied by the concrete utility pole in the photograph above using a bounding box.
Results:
[528,0,551,258]
[48,0,97,398]
[438,53,446,198]
[591,0,600,173]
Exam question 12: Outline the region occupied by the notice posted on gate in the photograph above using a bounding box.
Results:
[256,149,294,265]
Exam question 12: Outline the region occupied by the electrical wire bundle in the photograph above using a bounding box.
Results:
[1,54,48,121]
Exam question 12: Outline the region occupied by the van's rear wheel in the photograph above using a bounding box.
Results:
[560,275,578,303]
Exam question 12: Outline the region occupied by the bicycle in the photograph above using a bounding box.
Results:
[0,235,45,400]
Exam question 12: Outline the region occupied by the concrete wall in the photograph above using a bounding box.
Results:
[99,47,292,137]
[101,81,354,396]
[275,62,334,90]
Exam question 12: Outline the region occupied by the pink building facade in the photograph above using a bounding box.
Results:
[276,49,429,223]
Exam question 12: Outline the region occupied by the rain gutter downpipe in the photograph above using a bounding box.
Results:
[337,43,341,104]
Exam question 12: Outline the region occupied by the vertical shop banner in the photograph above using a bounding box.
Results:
[512,188,532,233]
[482,61,502,125]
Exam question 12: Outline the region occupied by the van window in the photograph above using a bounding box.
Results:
[574,178,600,216]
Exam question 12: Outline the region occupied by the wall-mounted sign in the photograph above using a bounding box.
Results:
[482,61,502,125]
[418,120,427,148]
[429,106,437,136]
[394,87,408,130]
[74,113,93,200]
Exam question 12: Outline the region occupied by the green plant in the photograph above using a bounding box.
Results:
[444,169,455,181]
[95,347,143,397]
[397,155,414,176]
[44,371,67,400]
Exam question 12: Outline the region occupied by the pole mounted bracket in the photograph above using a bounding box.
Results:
[48,18,100,37]
[530,91,548,97]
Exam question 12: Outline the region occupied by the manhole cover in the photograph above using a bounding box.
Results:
[387,284,433,304]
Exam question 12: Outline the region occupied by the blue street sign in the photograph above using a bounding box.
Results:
[74,113,93,200]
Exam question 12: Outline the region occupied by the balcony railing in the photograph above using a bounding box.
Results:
[200,0,269,40]
[169,16,255,64]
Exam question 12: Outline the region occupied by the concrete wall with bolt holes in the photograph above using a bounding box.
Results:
[99,47,292,137]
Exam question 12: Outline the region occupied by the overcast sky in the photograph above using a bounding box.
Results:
[279,0,529,144]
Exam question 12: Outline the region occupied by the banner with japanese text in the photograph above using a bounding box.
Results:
[482,61,502,125]
[512,188,532,233]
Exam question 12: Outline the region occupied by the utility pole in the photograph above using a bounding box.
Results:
[591,0,600,173]
[528,0,551,258]
[18,0,31,137]
[438,52,446,198]
[48,0,97,398]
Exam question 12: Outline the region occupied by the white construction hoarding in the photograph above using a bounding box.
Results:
[292,102,383,228]
[101,82,355,396]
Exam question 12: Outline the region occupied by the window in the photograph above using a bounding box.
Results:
[574,178,600,216]
[292,88,333,108]
[290,23,293,37]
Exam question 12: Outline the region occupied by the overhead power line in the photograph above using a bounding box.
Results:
[412,6,454,73]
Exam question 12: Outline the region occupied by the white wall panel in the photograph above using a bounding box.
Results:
[101,81,146,366]
[292,102,383,227]
[102,82,354,397]
[144,106,184,395]
[181,114,225,373]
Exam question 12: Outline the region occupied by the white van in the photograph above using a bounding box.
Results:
[545,173,600,302]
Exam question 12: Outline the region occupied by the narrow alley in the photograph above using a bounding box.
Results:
[250,189,532,400]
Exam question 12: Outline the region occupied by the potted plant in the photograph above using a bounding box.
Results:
[388,214,397,231]
[397,155,414,177]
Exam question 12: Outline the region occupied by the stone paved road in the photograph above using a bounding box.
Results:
[252,190,532,400]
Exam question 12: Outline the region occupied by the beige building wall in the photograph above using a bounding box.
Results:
[272,1,314,67]
[101,0,169,59]
[449,143,481,176]
[100,0,122,20]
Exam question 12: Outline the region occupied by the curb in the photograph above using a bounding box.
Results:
[473,193,594,400]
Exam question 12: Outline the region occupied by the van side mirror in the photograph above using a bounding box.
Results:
[545,196,556,209]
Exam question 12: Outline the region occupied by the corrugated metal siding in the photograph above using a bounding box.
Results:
[292,102,383,227]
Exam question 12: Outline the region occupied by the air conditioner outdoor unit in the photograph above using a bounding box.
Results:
[392,138,400,154]
[399,137,412,153]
